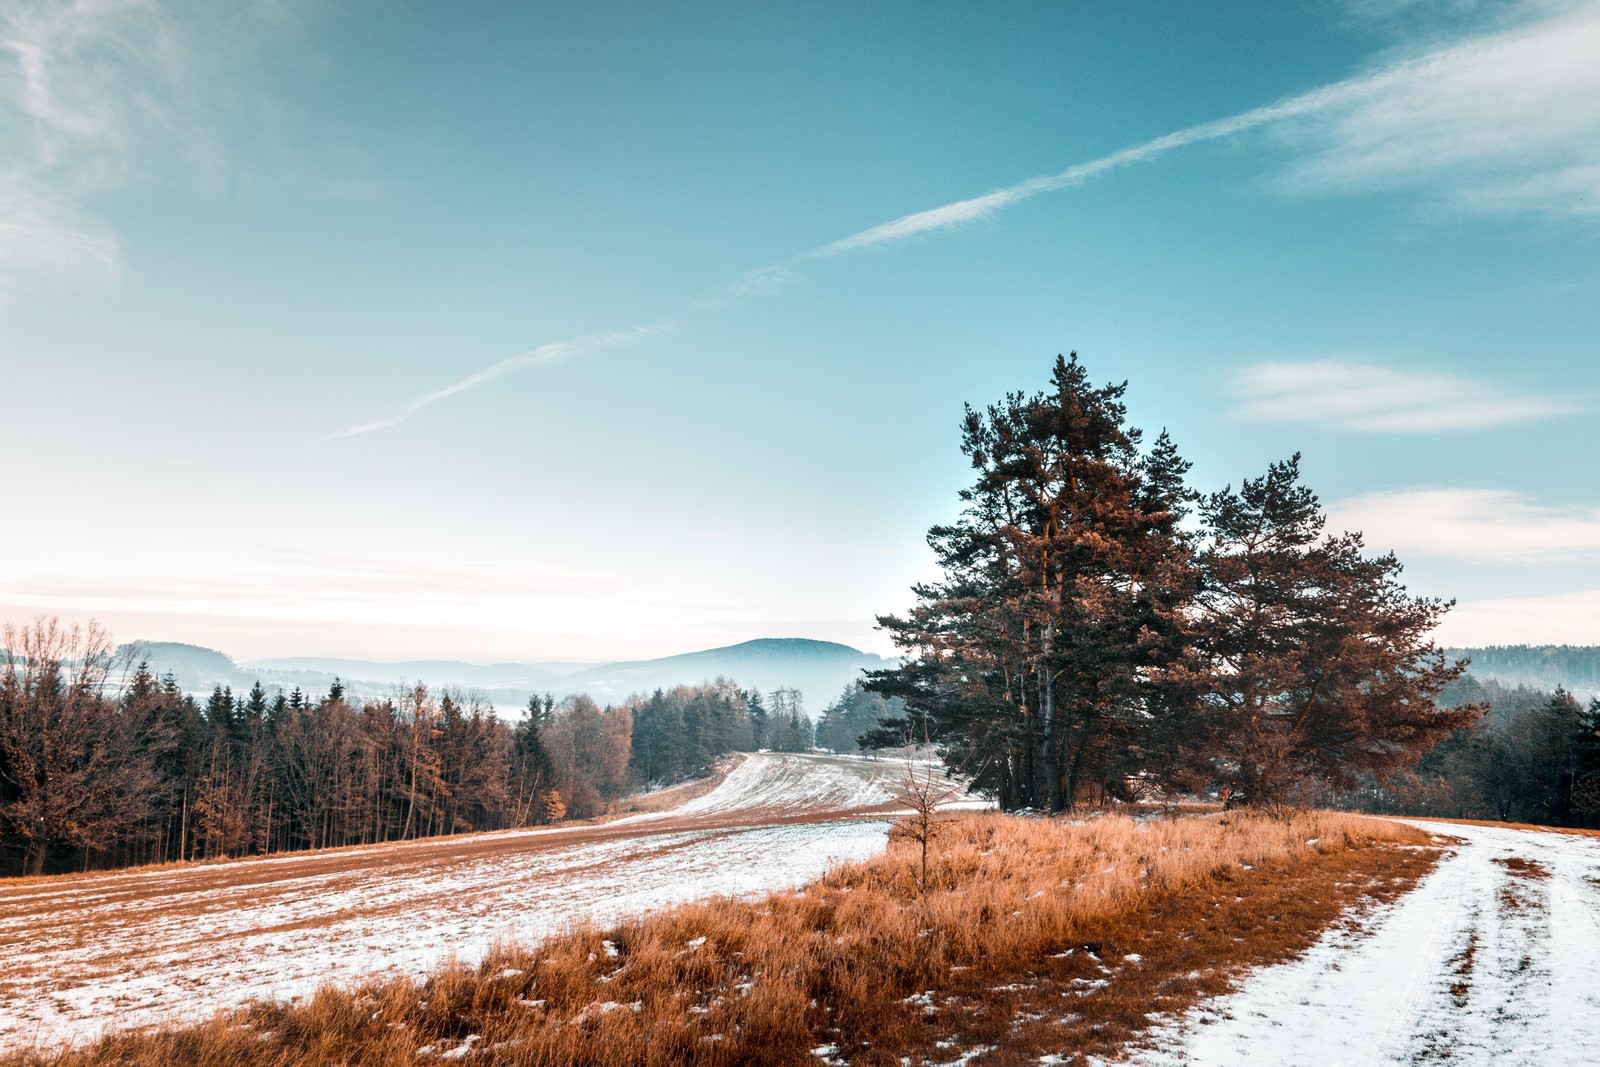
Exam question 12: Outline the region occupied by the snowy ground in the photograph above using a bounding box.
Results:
[1123,819,1600,1067]
[0,752,944,1052]
[21,766,1593,1065]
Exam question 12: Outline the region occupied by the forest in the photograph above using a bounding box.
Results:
[0,617,842,877]
[1347,676,1600,827]
[1440,644,1600,695]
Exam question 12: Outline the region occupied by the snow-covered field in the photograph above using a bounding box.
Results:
[1126,819,1600,1067]
[15,758,1597,1064]
[0,752,921,1052]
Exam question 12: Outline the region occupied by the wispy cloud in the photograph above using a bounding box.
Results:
[1229,359,1580,433]
[1275,0,1600,215]
[695,93,1346,305]
[776,0,1600,271]
[801,101,1338,261]
[1330,487,1600,562]
[1436,588,1600,646]
[0,172,119,289]
[337,0,1600,436]
[325,321,676,439]
[0,0,300,302]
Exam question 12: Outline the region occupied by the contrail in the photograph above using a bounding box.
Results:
[328,34,1434,440]
[721,75,1379,298]
[325,321,675,440]
[801,74,1401,261]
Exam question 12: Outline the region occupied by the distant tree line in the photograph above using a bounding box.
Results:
[626,683,807,785]
[865,355,1481,812]
[814,682,903,755]
[0,617,815,877]
[1440,645,1600,695]
[1342,676,1600,827]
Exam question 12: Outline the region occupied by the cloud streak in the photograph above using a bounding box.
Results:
[0,0,300,302]
[1331,487,1600,563]
[803,99,1338,260]
[1277,0,1600,215]
[1229,359,1580,433]
[0,173,120,289]
[339,0,1600,436]
[804,0,1600,260]
[325,321,676,439]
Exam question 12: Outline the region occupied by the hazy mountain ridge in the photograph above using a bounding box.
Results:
[119,638,893,711]
[112,642,1600,707]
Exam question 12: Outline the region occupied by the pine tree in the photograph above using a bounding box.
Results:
[746,689,769,751]
[867,354,1196,811]
[1190,455,1481,806]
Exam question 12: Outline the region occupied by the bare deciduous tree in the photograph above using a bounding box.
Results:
[0,618,158,875]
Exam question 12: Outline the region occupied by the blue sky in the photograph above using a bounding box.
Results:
[2,0,1598,662]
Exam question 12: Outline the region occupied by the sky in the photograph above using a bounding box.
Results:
[2,0,1598,663]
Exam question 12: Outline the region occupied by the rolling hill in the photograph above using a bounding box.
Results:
[121,637,893,712]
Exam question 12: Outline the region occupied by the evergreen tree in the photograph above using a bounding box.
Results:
[746,689,769,751]
[866,354,1196,811]
[511,695,554,824]
[1189,455,1480,806]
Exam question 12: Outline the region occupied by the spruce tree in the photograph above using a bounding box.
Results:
[867,354,1196,811]
[1190,455,1480,806]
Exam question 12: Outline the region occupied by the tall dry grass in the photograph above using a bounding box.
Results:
[8,810,1434,1067]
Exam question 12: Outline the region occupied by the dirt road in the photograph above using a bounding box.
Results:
[0,753,916,1052]
[1126,819,1600,1066]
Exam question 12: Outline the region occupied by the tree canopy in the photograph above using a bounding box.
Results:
[867,354,1478,810]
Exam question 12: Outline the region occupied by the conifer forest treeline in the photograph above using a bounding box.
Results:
[0,617,848,877]
[1352,676,1600,828]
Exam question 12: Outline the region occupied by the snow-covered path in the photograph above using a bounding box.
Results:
[1127,820,1600,1067]
[0,752,920,1052]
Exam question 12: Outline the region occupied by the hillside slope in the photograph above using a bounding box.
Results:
[0,753,914,1051]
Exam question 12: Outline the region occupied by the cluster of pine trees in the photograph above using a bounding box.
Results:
[865,355,1480,812]
[0,618,805,876]
[814,682,903,754]
[1352,677,1600,827]
[625,684,812,786]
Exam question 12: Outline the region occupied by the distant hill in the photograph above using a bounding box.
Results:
[120,637,892,712]
[1448,645,1600,700]
[242,656,561,690]
[560,638,891,709]
[120,642,249,692]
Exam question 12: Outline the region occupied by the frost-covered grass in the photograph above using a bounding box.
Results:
[4,810,1434,1067]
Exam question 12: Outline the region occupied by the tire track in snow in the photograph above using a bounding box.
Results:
[1124,821,1600,1067]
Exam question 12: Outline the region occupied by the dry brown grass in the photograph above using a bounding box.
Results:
[6,811,1437,1067]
